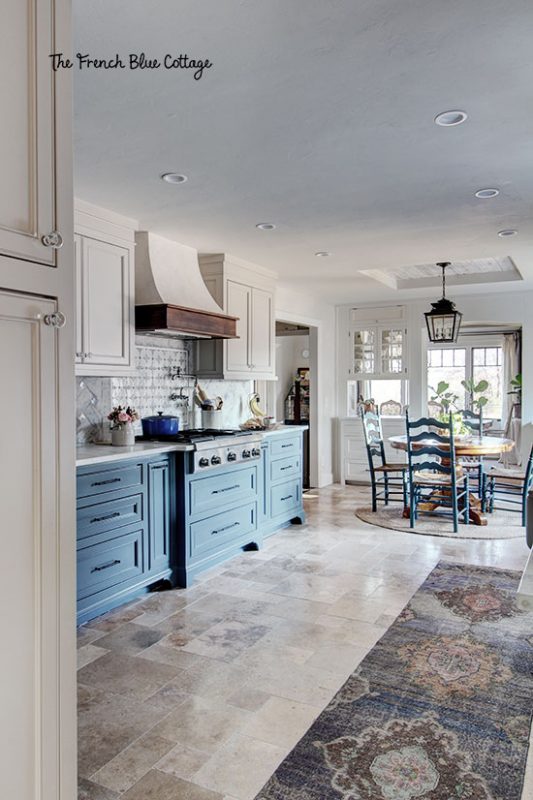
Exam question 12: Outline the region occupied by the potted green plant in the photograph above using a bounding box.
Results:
[461,378,489,437]
[428,381,469,436]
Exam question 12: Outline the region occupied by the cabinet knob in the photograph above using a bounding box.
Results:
[43,311,67,329]
[41,230,64,249]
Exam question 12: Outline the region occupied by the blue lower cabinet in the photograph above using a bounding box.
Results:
[261,430,306,537]
[76,455,173,624]
[148,459,171,575]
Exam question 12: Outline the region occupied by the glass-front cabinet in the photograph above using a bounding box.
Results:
[350,325,406,376]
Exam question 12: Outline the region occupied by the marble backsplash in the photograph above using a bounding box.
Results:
[76,335,253,444]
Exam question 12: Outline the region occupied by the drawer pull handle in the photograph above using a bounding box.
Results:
[281,494,293,501]
[91,559,121,573]
[281,443,293,448]
[212,521,240,536]
[212,484,240,494]
[280,465,292,471]
[90,511,121,524]
[92,477,121,487]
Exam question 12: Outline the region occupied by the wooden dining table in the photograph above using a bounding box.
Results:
[389,434,515,525]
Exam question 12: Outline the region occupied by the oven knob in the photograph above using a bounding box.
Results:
[199,457,209,467]
[211,455,222,465]
[242,449,251,459]
[251,448,261,457]
[227,451,237,462]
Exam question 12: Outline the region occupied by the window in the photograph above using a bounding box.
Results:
[348,379,409,416]
[350,326,405,375]
[428,347,467,410]
[427,341,504,419]
[472,347,503,419]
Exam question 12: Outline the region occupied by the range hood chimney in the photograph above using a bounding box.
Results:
[135,231,237,339]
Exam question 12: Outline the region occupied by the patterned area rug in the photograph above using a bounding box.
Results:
[355,505,524,539]
[255,562,533,800]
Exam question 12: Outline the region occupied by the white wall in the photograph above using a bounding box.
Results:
[275,334,309,420]
[277,286,336,487]
[336,289,533,460]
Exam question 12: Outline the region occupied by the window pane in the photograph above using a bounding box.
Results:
[455,349,466,367]
[472,346,503,418]
[368,380,404,415]
[473,348,484,366]
[486,348,497,366]
[442,349,453,367]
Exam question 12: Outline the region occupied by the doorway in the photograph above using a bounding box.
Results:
[257,316,320,489]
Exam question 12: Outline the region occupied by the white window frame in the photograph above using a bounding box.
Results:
[427,335,504,420]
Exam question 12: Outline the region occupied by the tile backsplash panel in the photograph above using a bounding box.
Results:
[76,336,253,444]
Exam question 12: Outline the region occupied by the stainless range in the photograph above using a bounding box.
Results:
[137,428,263,472]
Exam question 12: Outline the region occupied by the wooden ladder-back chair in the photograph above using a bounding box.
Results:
[361,409,407,512]
[487,445,533,526]
[406,411,470,532]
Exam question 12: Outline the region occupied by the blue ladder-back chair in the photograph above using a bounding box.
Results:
[406,411,469,532]
[361,409,408,512]
[459,409,486,508]
[487,445,533,526]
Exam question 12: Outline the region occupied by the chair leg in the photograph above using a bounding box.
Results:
[371,482,377,513]
[384,473,389,505]
[452,486,459,533]
[402,471,408,509]
[479,467,486,511]
[463,476,470,525]
[409,485,416,528]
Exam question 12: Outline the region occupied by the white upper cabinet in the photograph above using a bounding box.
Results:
[346,306,407,378]
[75,202,137,376]
[226,280,251,373]
[197,255,276,380]
[250,287,274,373]
[0,0,57,267]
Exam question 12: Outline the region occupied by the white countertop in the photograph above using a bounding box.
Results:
[76,425,308,466]
[76,441,194,466]
[262,424,309,437]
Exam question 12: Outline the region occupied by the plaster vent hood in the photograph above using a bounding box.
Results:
[135,231,237,339]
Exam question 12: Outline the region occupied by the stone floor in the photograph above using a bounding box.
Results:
[77,484,533,800]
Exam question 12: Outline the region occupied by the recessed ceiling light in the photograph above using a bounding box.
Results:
[475,188,500,199]
[315,251,331,257]
[256,223,276,230]
[161,172,188,184]
[434,110,468,127]
[498,229,517,237]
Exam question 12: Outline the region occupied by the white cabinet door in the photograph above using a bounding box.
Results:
[81,236,132,369]
[250,288,274,375]
[74,234,83,363]
[0,0,56,266]
[0,291,63,800]
[225,280,251,373]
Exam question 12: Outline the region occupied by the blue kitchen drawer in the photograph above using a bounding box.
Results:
[271,479,301,518]
[189,465,257,516]
[190,502,257,559]
[270,436,301,460]
[77,462,143,499]
[270,454,301,483]
[77,529,145,599]
[77,493,144,541]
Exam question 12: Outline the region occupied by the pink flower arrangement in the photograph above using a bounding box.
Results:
[108,405,139,429]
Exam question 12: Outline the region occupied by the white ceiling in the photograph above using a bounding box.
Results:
[73,0,533,304]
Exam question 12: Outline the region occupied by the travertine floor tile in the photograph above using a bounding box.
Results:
[121,769,224,800]
[240,695,320,749]
[92,731,175,793]
[193,734,285,800]
[151,695,251,753]
[78,651,180,701]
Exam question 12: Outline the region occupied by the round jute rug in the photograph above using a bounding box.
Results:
[354,505,524,539]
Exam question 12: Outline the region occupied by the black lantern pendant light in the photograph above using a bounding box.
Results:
[424,262,462,343]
